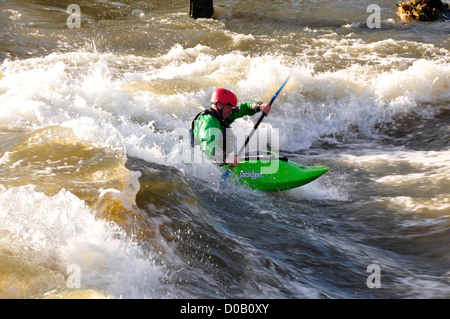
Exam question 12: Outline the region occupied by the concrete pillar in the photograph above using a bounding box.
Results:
[190,0,214,19]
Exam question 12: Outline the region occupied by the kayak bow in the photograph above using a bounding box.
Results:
[224,151,328,191]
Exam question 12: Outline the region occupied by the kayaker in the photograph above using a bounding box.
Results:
[190,88,271,166]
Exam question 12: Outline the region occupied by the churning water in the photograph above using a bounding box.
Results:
[0,0,449,299]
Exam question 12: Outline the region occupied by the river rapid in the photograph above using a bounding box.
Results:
[0,0,449,299]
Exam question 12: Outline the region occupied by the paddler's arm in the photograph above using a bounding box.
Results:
[227,100,271,123]
[226,101,257,123]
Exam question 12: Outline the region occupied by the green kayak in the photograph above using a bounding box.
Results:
[223,151,329,191]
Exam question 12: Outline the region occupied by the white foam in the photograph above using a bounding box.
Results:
[0,43,448,163]
[373,59,450,107]
[396,275,450,298]
[338,149,450,219]
[382,195,450,217]
[0,5,448,300]
[285,176,350,202]
[0,185,166,298]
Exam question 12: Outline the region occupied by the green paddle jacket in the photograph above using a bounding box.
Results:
[192,101,257,159]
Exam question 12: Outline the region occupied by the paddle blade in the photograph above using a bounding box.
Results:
[220,169,231,187]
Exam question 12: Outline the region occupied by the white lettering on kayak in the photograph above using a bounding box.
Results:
[240,172,263,180]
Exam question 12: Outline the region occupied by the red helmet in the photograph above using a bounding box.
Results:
[211,88,237,108]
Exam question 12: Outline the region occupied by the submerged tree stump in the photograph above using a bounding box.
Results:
[396,0,449,21]
[190,0,214,19]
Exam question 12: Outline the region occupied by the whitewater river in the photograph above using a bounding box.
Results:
[0,0,449,299]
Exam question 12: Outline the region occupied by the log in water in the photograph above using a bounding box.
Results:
[190,0,214,19]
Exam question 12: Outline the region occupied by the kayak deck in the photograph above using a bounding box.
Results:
[225,151,328,191]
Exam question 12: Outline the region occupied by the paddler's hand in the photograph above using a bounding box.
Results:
[225,155,239,168]
[252,102,271,115]
[259,103,271,115]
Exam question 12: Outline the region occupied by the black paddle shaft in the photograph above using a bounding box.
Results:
[221,78,289,185]
[238,93,277,156]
